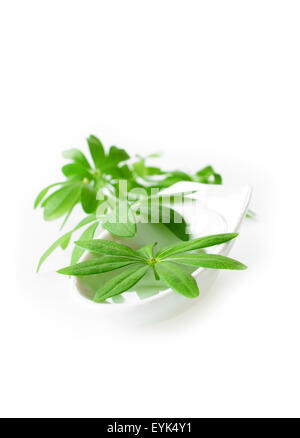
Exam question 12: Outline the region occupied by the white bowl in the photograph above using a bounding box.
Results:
[72,182,252,323]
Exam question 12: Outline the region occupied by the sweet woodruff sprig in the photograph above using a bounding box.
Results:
[34,135,222,226]
[58,233,247,302]
[34,135,223,271]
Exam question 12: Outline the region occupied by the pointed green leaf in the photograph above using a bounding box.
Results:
[73,214,97,230]
[195,165,214,179]
[156,262,199,298]
[71,222,99,265]
[62,163,91,180]
[147,152,162,158]
[138,200,189,241]
[34,183,64,209]
[102,146,130,172]
[101,202,136,237]
[115,164,134,180]
[246,209,256,219]
[169,170,192,180]
[213,173,222,184]
[137,242,157,259]
[58,255,138,276]
[157,233,238,259]
[81,184,97,213]
[37,215,97,271]
[147,166,165,176]
[93,264,149,302]
[87,135,105,169]
[195,166,222,185]
[156,170,192,188]
[60,232,72,249]
[37,232,72,272]
[162,222,189,242]
[109,145,130,162]
[132,159,147,178]
[61,214,97,243]
[62,148,91,168]
[43,183,82,221]
[74,239,144,260]
[60,197,79,230]
[160,207,189,241]
[102,220,136,238]
[164,253,247,270]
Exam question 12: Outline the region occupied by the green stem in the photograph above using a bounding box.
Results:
[152,264,160,281]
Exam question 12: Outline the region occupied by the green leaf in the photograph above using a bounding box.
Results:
[58,255,138,276]
[137,242,157,259]
[195,165,214,179]
[169,170,192,180]
[132,158,165,180]
[147,152,162,158]
[60,232,72,250]
[102,146,130,172]
[62,213,97,242]
[246,209,256,219]
[115,164,134,180]
[93,264,149,302]
[101,202,136,237]
[62,148,91,168]
[160,207,189,241]
[71,222,99,265]
[60,195,80,230]
[73,214,97,230]
[138,199,189,241]
[157,233,238,259]
[37,232,72,272]
[34,183,64,209]
[37,215,97,271]
[147,166,165,176]
[109,146,130,162]
[150,171,192,189]
[43,183,82,221]
[156,262,199,298]
[81,184,97,213]
[132,159,147,178]
[213,173,222,184]
[62,163,91,180]
[74,238,144,260]
[164,253,247,270]
[195,166,222,185]
[87,135,105,169]
[102,220,136,238]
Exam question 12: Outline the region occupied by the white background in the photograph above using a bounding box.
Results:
[1,0,300,418]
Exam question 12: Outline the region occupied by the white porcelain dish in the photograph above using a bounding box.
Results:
[72,182,252,323]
